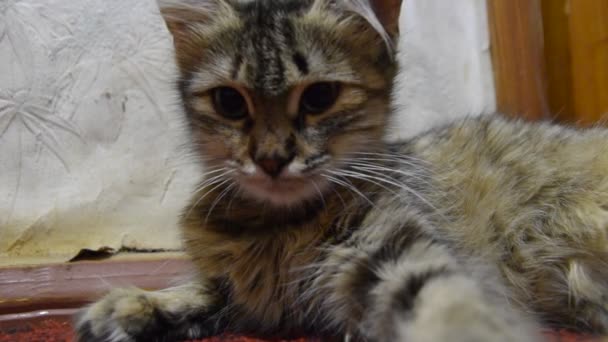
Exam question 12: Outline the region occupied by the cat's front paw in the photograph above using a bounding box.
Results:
[75,288,162,342]
[392,275,541,342]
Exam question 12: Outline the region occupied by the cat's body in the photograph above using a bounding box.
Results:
[76,1,608,341]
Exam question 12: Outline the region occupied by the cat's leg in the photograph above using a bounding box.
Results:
[560,255,608,332]
[501,205,608,332]
[326,239,541,342]
[383,270,537,342]
[516,247,608,333]
[75,281,226,342]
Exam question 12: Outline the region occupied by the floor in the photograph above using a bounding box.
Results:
[0,316,604,342]
[0,316,312,342]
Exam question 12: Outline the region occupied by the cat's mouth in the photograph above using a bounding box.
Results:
[236,173,327,207]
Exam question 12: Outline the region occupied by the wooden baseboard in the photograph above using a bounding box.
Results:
[0,253,192,316]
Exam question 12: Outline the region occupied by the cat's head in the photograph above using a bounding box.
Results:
[159,0,402,207]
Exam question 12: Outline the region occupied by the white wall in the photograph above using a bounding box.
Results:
[0,0,494,260]
[391,0,495,139]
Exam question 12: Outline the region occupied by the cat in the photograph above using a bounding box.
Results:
[75,0,608,341]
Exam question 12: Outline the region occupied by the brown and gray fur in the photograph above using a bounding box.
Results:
[76,0,608,341]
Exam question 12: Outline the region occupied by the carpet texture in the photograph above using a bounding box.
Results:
[0,318,605,342]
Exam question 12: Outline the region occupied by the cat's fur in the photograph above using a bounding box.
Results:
[76,0,608,341]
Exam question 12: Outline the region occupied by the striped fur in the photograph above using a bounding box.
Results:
[76,1,608,341]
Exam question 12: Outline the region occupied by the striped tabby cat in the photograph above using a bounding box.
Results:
[76,0,608,341]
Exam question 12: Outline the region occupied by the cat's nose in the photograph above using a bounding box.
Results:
[255,154,294,178]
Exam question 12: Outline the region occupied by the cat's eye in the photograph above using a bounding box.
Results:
[299,82,341,115]
[211,87,248,120]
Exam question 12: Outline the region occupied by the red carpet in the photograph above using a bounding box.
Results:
[0,318,603,342]
[0,318,312,342]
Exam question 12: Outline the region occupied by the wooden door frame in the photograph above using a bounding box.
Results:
[488,0,608,125]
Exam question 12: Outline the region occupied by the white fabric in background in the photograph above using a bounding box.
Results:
[391,0,495,140]
[0,0,494,259]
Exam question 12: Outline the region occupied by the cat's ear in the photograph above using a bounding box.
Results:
[158,0,216,36]
[366,0,403,37]
[315,0,403,46]
[157,0,232,71]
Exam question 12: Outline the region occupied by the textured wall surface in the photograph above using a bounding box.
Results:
[0,0,494,260]
[0,0,201,258]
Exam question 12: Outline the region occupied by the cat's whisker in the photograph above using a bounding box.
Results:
[333,168,450,222]
[200,167,231,176]
[225,185,243,214]
[329,168,442,215]
[350,151,433,165]
[321,173,375,207]
[346,154,429,166]
[328,183,348,211]
[190,178,230,203]
[339,153,435,172]
[329,169,400,197]
[204,182,237,224]
[346,162,434,185]
[341,157,435,178]
[190,178,227,200]
[351,156,461,194]
[345,157,424,171]
[309,179,327,209]
[191,169,234,194]
[184,176,234,219]
[192,169,227,186]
